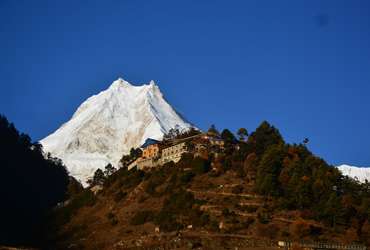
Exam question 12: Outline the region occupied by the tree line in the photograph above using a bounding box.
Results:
[0,115,69,247]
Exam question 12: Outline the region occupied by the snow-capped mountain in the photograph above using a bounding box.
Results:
[41,78,193,185]
[337,165,370,183]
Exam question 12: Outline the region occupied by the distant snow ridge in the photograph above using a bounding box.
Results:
[337,165,370,183]
[41,78,193,185]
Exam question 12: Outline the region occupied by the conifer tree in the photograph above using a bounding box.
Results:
[221,129,236,143]
[207,124,220,137]
[104,163,116,176]
[237,127,248,141]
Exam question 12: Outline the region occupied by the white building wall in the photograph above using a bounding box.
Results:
[161,142,187,164]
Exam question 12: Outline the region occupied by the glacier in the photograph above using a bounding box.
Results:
[41,78,193,185]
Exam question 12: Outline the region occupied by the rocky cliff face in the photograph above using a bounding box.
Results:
[41,78,193,184]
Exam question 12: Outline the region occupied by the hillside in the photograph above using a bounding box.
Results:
[48,122,370,250]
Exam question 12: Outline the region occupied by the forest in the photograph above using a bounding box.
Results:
[0,115,69,247]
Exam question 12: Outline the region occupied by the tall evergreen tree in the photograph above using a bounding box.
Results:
[207,124,220,137]
[248,121,284,156]
[104,163,116,176]
[88,168,106,186]
[221,129,236,143]
[0,114,69,247]
[237,127,248,141]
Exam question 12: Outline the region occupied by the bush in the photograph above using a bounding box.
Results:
[106,212,118,226]
[231,185,244,194]
[162,189,196,214]
[130,210,155,225]
[188,209,210,227]
[222,208,236,218]
[154,211,183,232]
[145,169,167,194]
[245,206,258,213]
[257,211,271,224]
[245,217,255,226]
[290,220,311,239]
[55,190,96,226]
[180,171,195,184]
[153,189,199,232]
[178,153,194,168]
[192,157,211,174]
[256,223,279,238]
[222,208,231,217]
[113,190,127,202]
[209,220,220,231]
[71,189,96,208]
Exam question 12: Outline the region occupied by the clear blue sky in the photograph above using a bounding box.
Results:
[1,0,370,167]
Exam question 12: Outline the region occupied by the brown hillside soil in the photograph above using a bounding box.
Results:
[50,167,367,250]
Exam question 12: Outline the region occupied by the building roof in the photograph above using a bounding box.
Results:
[141,138,160,148]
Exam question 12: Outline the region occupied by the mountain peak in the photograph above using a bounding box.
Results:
[109,77,132,89]
[41,77,193,185]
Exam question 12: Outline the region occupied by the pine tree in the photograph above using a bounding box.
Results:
[104,163,116,176]
[207,124,220,137]
[255,144,285,196]
[248,121,284,156]
[88,168,106,186]
[221,129,236,143]
[0,114,69,246]
[237,128,248,141]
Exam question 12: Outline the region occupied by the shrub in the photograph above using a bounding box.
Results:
[53,190,96,228]
[208,170,221,177]
[162,189,196,214]
[188,209,210,227]
[245,217,255,226]
[222,208,231,217]
[130,210,155,225]
[180,171,195,184]
[72,189,96,208]
[192,157,211,174]
[106,212,119,226]
[145,169,168,194]
[256,223,279,238]
[245,205,258,213]
[154,211,183,232]
[290,220,311,239]
[222,208,236,218]
[257,211,271,224]
[113,190,127,202]
[153,189,199,232]
[231,185,244,194]
[178,153,194,168]
[145,180,157,194]
[209,220,219,231]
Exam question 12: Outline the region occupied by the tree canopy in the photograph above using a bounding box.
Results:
[0,114,69,247]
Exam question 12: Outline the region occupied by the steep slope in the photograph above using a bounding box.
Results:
[337,164,370,182]
[41,78,193,184]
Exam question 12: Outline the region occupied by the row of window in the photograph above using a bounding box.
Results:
[162,147,186,156]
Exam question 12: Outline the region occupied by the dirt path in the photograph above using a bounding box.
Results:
[187,189,260,198]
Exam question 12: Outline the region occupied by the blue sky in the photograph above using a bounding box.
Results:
[1,0,370,166]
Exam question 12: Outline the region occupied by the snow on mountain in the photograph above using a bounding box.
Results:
[41,78,194,185]
[337,165,370,183]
